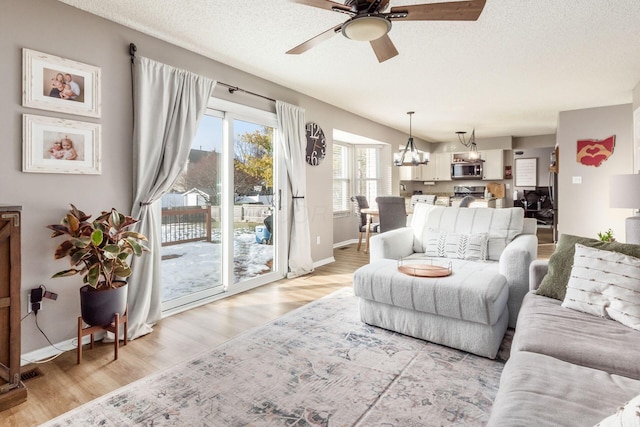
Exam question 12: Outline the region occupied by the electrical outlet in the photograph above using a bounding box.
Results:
[316,236,321,245]
[27,286,44,313]
[27,294,42,313]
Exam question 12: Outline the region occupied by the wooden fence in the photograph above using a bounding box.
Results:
[161,205,271,246]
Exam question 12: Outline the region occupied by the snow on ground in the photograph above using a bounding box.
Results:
[161,227,274,302]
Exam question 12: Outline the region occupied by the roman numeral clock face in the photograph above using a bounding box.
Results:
[305,122,326,166]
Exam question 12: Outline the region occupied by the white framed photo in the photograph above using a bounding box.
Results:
[23,114,101,175]
[22,48,101,118]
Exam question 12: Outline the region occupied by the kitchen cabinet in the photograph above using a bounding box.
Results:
[399,152,452,182]
[422,152,452,182]
[480,149,504,180]
[435,152,452,181]
[399,165,425,181]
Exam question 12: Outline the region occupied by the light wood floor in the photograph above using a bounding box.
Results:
[5,238,555,426]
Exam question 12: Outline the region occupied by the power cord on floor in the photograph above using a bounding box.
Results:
[19,310,68,364]
[34,312,67,353]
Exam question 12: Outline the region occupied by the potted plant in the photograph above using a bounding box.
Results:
[597,228,615,242]
[47,204,149,326]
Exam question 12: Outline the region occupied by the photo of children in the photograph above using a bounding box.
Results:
[43,68,85,103]
[43,131,84,162]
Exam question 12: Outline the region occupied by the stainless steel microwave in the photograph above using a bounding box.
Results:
[451,161,483,180]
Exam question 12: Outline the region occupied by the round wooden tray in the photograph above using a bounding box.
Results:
[398,263,452,277]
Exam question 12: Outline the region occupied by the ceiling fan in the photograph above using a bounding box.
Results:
[287,0,486,63]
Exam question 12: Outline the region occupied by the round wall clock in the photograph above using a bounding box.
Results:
[305,122,326,166]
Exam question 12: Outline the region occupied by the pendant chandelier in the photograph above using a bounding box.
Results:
[393,112,429,166]
[456,129,479,160]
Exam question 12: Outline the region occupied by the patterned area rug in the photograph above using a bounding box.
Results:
[41,288,511,426]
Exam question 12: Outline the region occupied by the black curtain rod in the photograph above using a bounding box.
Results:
[129,42,276,103]
[216,82,276,103]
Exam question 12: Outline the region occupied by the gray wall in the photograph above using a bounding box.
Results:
[633,81,640,172]
[2,0,411,354]
[513,134,556,149]
[557,104,634,241]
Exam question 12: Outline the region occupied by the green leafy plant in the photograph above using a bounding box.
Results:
[597,228,615,242]
[47,204,149,289]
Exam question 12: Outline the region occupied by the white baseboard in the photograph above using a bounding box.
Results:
[21,335,95,366]
[333,239,358,248]
[314,256,335,268]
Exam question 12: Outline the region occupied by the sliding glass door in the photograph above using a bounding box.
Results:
[161,99,286,313]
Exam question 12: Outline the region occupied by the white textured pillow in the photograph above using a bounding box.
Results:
[562,244,640,331]
[594,393,640,426]
[418,206,524,261]
[424,230,488,261]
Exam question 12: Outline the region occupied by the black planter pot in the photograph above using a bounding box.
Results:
[79,282,128,327]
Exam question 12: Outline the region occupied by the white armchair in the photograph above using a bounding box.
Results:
[369,204,538,328]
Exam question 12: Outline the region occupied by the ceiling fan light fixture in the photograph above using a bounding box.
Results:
[341,15,391,42]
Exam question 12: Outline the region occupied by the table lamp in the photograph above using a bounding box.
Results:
[609,174,640,244]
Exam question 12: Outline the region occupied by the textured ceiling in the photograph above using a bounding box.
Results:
[56,0,640,143]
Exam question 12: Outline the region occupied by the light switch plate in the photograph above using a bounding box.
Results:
[572,176,582,184]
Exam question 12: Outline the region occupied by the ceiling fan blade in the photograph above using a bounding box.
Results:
[390,0,486,21]
[286,24,343,55]
[370,34,399,63]
[291,0,353,13]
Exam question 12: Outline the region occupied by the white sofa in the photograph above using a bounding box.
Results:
[367,204,538,328]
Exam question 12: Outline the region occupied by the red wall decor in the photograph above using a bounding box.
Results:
[576,135,615,167]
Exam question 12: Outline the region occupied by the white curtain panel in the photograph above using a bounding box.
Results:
[276,101,314,278]
[128,56,215,339]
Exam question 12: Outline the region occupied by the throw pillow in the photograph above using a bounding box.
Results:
[536,234,640,301]
[424,230,488,261]
[593,393,640,426]
[561,244,640,330]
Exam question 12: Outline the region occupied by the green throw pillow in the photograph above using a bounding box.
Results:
[537,234,640,300]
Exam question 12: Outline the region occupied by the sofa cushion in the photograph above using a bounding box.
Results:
[513,291,640,380]
[487,351,640,427]
[537,233,640,300]
[410,204,524,261]
[424,230,489,260]
[562,244,640,330]
[353,259,507,326]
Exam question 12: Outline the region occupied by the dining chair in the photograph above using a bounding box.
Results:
[351,195,379,251]
[410,194,436,210]
[375,196,408,233]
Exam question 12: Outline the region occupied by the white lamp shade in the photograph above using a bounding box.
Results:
[610,174,640,209]
[342,16,391,42]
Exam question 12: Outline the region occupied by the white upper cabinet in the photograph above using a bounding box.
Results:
[480,149,504,180]
[399,165,425,181]
[422,152,451,182]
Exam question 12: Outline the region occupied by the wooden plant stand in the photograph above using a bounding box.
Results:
[77,306,128,364]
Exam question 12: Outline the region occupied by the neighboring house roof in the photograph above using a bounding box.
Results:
[183,188,210,201]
